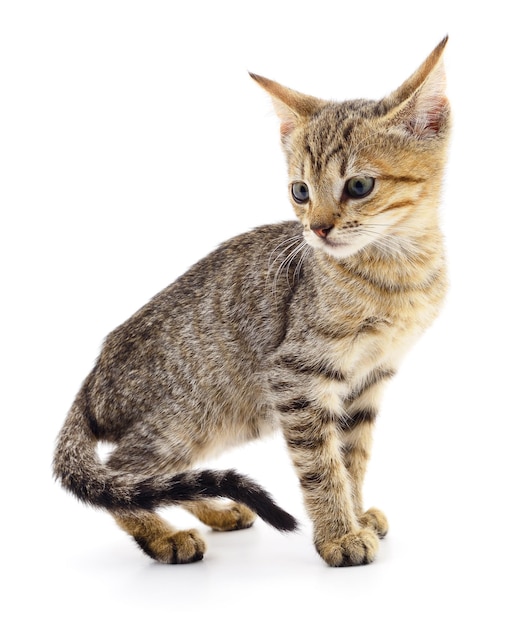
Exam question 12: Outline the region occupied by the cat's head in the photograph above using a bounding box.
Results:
[251,38,450,260]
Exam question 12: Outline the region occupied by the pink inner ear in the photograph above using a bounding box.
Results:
[406,93,448,138]
[426,96,448,133]
[426,95,449,133]
[280,120,296,138]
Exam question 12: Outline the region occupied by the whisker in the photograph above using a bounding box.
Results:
[371,233,427,258]
[267,236,303,283]
[267,235,304,272]
[266,235,308,300]
[371,237,403,256]
[333,220,430,259]
[293,242,311,285]
[275,241,308,293]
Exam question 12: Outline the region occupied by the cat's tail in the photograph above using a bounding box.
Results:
[53,392,298,532]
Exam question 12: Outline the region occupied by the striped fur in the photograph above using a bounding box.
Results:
[53,39,450,566]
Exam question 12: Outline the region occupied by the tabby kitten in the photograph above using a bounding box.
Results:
[54,38,450,567]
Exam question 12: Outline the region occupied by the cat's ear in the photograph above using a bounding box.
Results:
[249,73,324,141]
[381,36,450,139]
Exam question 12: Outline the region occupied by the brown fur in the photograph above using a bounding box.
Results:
[53,38,450,566]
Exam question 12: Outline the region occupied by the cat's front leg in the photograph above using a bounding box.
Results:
[340,415,389,539]
[278,401,379,566]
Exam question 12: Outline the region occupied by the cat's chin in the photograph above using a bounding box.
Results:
[307,237,366,260]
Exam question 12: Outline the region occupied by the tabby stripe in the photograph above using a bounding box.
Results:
[299,472,324,490]
[342,121,355,143]
[279,355,345,382]
[352,264,443,294]
[346,367,396,402]
[270,380,295,392]
[287,436,326,451]
[338,408,377,430]
[381,174,425,184]
[377,200,416,214]
[325,256,411,295]
[82,372,101,437]
[354,316,385,336]
[277,397,312,413]
[323,143,345,169]
[352,267,413,294]
[84,389,100,437]
[305,140,319,174]
[312,325,349,341]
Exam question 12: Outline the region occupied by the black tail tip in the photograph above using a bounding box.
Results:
[265,507,299,533]
[280,512,300,533]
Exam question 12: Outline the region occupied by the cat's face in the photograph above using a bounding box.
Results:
[251,38,450,260]
[286,105,447,259]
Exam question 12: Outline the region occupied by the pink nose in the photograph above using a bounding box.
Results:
[311,224,333,239]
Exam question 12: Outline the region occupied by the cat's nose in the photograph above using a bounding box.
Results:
[310,223,333,239]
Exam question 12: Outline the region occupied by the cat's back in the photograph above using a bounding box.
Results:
[87,220,306,435]
[159,219,306,355]
[154,219,304,341]
[108,220,303,340]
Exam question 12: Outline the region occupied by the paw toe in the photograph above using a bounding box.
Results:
[317,528,379,567]
[138,529,206,564]
[168,530,206,564]
[360,507,389,538]
[210,504,257,532]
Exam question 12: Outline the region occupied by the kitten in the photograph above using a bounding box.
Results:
[53,38,450,567]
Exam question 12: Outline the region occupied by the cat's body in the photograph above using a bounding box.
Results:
[54,39,450,566]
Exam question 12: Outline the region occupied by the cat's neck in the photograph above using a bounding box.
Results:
[310,229,445,302]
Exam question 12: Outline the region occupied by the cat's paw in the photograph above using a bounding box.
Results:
[359,507,389,538]
[185,501,257,531]
[316,528,379,567]
[208,503,257,532]
[137,529,206,564]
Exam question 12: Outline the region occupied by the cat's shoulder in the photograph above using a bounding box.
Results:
[163,220,303,298]
[218,220,302,252]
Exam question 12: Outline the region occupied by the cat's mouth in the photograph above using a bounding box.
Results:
[323,239,349,252]
[308,235,363,259]
[304,225,373,258]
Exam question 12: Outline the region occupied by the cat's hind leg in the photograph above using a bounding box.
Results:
[183,499,257,531]
[106,441,206,563]
[113,509,206,564]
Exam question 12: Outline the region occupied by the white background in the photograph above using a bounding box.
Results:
[2,1,526,624]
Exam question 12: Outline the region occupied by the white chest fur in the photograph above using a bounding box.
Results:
[310,315,425,417]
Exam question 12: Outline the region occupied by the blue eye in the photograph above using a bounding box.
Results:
[346,176,375,199]
[291,181,310,204]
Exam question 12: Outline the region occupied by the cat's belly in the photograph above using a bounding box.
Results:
[166,371,279,462]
